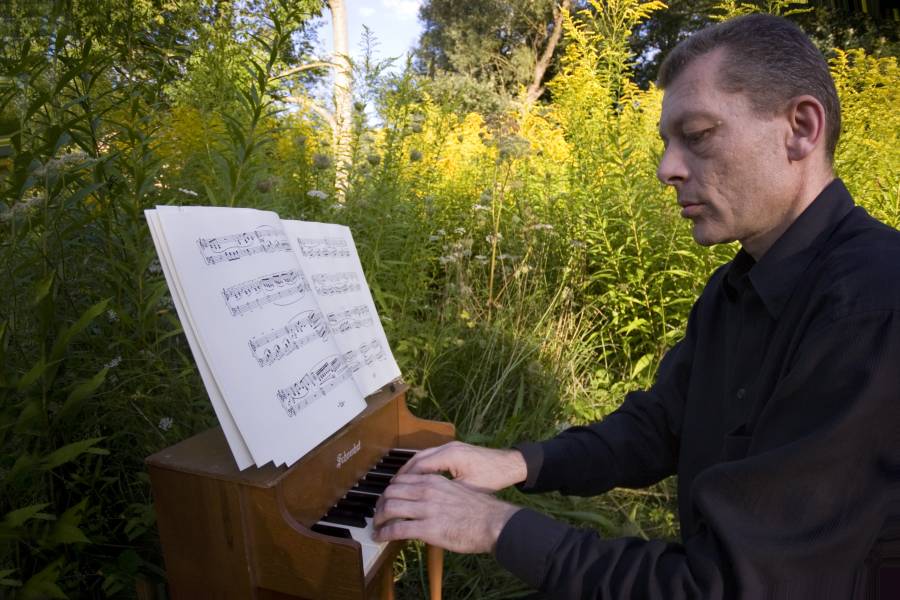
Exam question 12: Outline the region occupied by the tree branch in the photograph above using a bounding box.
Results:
[271,61,338,81]
[524,0,571,104]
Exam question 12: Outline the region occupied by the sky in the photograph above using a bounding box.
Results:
[316,0,426,73]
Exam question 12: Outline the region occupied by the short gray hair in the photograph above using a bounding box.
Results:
[657,14,841,161]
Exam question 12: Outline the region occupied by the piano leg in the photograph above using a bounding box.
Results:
[380,566,395,600]
[427,545,443,600]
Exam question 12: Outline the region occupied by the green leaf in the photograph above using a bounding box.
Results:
[0,568,22,587]
[55,367,108,424]
[15,398,44,431]
[41,437,104,470]
[2,503,51,528]
[16,359,46,392]
[49,298,109,363]
[630,353,654,380]
[33,273,55,306]
[20,558,67,600]
[48,499,90,545]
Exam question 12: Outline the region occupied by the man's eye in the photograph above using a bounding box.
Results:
[684,128,712,145]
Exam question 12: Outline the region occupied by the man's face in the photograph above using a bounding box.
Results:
[657,48,799,257]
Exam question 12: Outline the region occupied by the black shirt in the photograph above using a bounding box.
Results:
[495,179,900,598]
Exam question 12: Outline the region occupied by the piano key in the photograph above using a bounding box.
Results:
[336,499,375,518]
[345,491,379,506]
[354,481,388,494]
[311,522,352,539]
[322,512,367,528]
[364,472,392,484]
[372,464,400,475]
[387,449,416,460]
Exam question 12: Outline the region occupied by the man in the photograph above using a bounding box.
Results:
[373,14,900,598]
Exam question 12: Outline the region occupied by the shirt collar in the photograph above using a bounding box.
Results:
[723,178,854,318]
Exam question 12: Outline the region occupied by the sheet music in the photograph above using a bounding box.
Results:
[283,220,402,396]
[147,206,367,468]
[146,211,255,470]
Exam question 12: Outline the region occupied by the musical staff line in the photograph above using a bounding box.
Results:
[327,305,374,333]
[312,272,361,296]
[248,310,329,367]
[222,269,309,316]
[298,237,351,258]
[276,354,353,417]
[197,225,292,265]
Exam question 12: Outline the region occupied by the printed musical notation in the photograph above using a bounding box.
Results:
[312,272,361,296]
[276,354,354,417]
[197,226,292,265]
[327,305,374,333]
[248,310,329,367]
[222,269,309,316]
[359,339,386,365]
[298,237,351,258]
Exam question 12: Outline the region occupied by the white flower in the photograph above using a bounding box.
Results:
[474,255,488,263]
[106,309,118,322]
[498,254,520,261]
[473,204,491,212]
[570,239,586,249]
[454,227,466,235]
[437,229,446,236]
[528,223,554,231]
[307,189,328,200]
[104,356,122,369]
[158,417,173,431]
[178,188,199,197]
[485,233,502,244]
[148,259,162,274]
[438,255,457,265]
[428,235,440,242]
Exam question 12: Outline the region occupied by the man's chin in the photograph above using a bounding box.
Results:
[691,226,733,247]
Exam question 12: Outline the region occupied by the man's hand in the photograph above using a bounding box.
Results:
[372,473,520,554]
[397,441,528,493]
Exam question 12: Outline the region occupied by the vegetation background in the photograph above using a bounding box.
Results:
[0,0,897,597]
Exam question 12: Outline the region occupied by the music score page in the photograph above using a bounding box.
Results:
[145,206,399,469]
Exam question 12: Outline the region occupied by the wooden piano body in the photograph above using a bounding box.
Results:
[146,383,454,599]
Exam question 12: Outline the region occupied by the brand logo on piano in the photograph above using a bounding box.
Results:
[336,440,361,468]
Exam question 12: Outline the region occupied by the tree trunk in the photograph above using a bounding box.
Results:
[524,0,571,105]
[329,0,352,203]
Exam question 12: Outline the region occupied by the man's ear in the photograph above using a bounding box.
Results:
[785,95,826,162]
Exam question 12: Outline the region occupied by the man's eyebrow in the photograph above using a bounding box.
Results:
[658,110,722,136]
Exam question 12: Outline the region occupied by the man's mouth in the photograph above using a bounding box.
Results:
[679,201,703,218]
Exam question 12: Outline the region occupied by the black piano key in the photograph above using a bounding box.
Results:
[336,499,375,518]
[311,522,353,539]
[346,491,379,506]
[354,481,388,494]
[322,510,366,528]
[373,464,400,475]
[388,449,416,460]
[364,472,393,484]
[378,457,407,468]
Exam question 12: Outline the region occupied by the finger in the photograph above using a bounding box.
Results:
[372,498,428,528]
[397,443,454,475]
[373,516,432,544]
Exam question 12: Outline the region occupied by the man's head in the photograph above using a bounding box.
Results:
[658,14,841,161]
[656,14,840,258]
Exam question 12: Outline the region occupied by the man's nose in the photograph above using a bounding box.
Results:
[657,145,688,187]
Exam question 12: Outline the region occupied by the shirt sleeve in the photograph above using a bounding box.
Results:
[496,308,900,598]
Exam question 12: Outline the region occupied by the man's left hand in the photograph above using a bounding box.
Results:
[372,473,520,554]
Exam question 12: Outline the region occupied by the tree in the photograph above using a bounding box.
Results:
[414,0,576,111]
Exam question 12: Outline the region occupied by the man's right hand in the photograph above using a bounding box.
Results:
[398,441,528,493]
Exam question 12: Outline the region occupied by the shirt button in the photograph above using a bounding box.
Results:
[736,388,746,400]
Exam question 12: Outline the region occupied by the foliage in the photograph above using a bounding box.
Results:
[0,0,897,598]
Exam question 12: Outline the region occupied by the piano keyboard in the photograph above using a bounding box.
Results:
[311,449,416,574]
